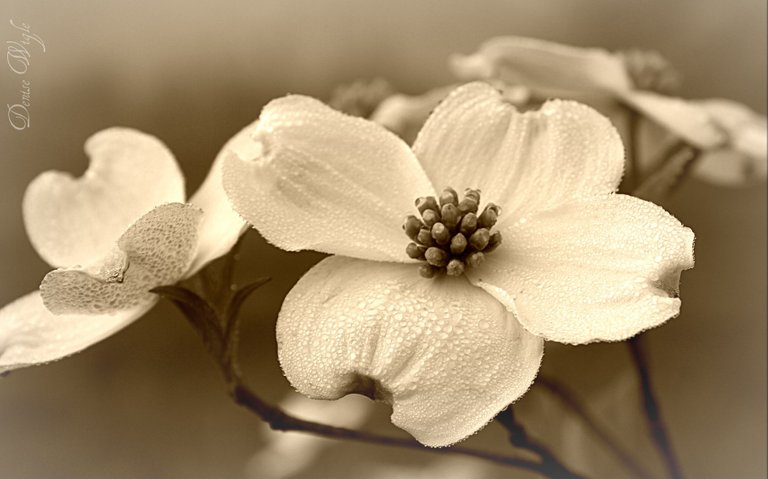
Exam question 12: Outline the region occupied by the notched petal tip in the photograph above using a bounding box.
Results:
[450,36,633,98]
[222,93,435,262]
[413,84,625,225]
[277,256,543,447]
[40,203,202,315]
[23,127,186,269]
[470,194,694,345]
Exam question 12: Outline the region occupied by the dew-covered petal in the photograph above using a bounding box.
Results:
[412,83,624,223]
[277,256,543,447]
[467,194,694,344]
[691,99,767,186]
[222,95,435,262]
[370,85,458,145]
[621,90,726,150]
[23,128,185,269]
[186,122,256,276]
[40,203,202,315]
[0,291,154,373]
[450,36,632,98]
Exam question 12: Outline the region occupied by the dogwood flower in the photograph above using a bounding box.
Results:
[451,36,767,185]
[0,125,254,372]
[222,82,694,447]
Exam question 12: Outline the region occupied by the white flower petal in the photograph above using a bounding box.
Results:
[450,36,633,98]
[23,128,185,268]
[0,291,154,373]
[370,85,457,145]
[277,256,543,447]
[186,122,255,276]
[40,203,202,315]
[222,95,435,262]
[468,194,694,344]
[413,83,624,223]
[621,91,726,150]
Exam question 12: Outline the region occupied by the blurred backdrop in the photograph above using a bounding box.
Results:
[0,1,765,478]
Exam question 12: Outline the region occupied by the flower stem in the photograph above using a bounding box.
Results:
[496,407,587,479]
[536,375,654,479]
[628,335,684,479]
[164,243,587,478]
[224,370,577,476]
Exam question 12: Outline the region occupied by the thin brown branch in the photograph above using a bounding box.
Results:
[226,372,565,476]
[537,375,654,479]
[628,336,684,479]
[496,407,588,479]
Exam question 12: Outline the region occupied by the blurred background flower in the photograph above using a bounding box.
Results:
[0,0,764,478]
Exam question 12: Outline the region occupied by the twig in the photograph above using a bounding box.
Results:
[628,336,684,479]
[496,407,588,479]
[225,371,573,476]
[536,375,654,479]
[160,256,580,477]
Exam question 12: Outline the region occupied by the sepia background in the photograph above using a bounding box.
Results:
[0,0,765,478]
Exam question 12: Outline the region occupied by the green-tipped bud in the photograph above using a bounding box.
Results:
[441,203,461,230]
[486,231,503,253]
[422,209,440,227]
[419,264,438,278]
[416,228,433,246]
[403,215,422,239]
[450,233,467,255]
[478,203,499,229]
[439,187,459,207]
[469,228,490,250]
[446,259,465,276]
[425,247,449,267]
[431,222,450,245]
[460,213,478,236]
[406,242,426,259]
[415,196,439,214]
[466,251,485,268]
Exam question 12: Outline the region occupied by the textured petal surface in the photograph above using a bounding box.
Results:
[23,128,185,268]
[222,95,435,262]
[0,291,154,373]
[40,203,202,315]
[186,122,254,276]
[412,83,624,224]
[621,91,726,150]
[370,85,457,145]
[468,194,695,344]
[450,36,632,98]
[277,256,543,447]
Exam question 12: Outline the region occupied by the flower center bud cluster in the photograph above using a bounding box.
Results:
[403,187,502,278]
